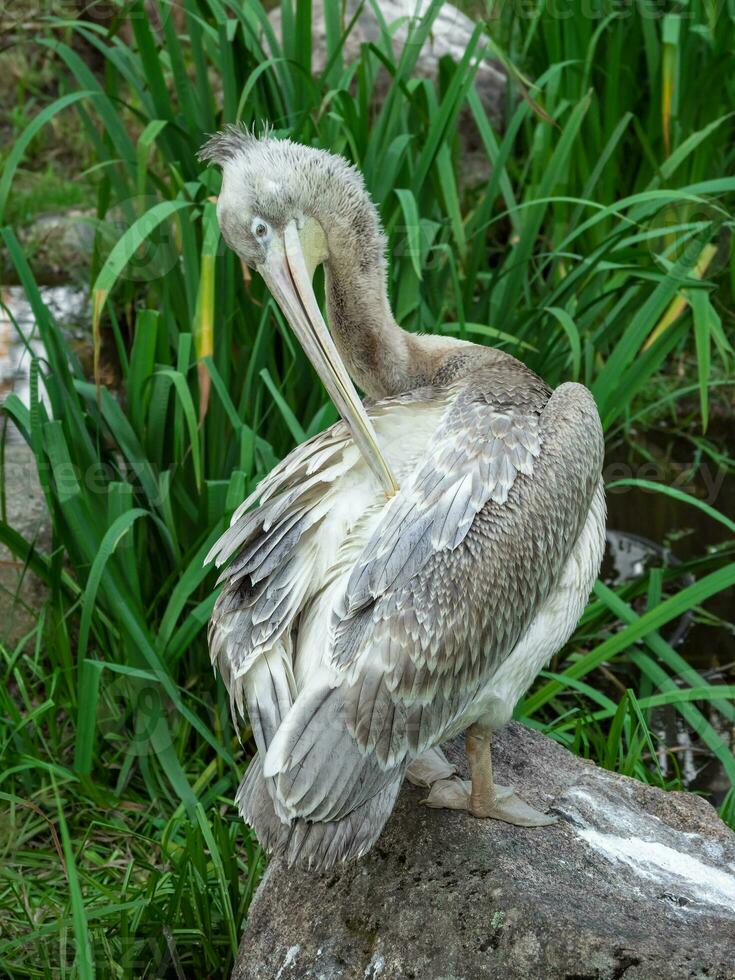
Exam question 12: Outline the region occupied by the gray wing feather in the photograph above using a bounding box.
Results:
[337,388,542,617]
[211,367,604,868]
[236,756,403,869]
[207,423,358,686]
[265,376,603,830]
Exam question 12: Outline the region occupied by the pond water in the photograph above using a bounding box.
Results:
[0,285,732,803]
[604,434,735,804]
[0,285,91,440]
[605,435,735,670]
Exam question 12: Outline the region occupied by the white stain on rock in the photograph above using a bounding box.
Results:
[564,786,735,913]
[364,953,386,978]
[275,944,301,979]
[577,828,735,911]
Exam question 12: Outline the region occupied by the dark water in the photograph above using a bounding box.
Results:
[604,429,734,803]
[605,427,734,667]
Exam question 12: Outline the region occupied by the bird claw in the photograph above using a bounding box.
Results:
[405,746,458,788]
[420,776,472,810]
[420,776,556,827]
[474,791,557,827]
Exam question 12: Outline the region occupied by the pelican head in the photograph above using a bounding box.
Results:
[199,127,398,495]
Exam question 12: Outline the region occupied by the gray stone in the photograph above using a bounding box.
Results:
[3,210,96,287]
[267,1,507,131]
[232,722,735,980]
[0,442,49,647]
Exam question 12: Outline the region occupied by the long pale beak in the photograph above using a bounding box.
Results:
[257,221,399,497]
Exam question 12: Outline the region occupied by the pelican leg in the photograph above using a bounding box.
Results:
[465,723,496,816]
[421,725,556,827]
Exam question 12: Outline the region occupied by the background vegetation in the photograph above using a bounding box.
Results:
[1,0,734,976]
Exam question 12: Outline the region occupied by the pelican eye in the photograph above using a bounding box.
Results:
[251,218,271,242]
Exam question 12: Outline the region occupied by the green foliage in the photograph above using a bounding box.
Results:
[1,0,734,975]
[0,165,94,227]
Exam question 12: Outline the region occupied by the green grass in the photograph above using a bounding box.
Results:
[0,167,93,227]
[1,0,734,975]
[0,6,96,233]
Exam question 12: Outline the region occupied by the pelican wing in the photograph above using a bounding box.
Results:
[336,380,543,624]
[264,377,604,824]
[338,377,602,694]
[206,420,356,720]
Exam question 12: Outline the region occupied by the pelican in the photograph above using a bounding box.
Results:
[200,127,606,871]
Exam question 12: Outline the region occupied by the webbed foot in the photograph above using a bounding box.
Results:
[421,776,555,827]
[405,745,457,788]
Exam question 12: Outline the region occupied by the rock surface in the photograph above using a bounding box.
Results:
[2,211,96,287]
[0,442,49,647]
[267,0,506,116]
[232,722,735,980]
[267,0,507,170]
